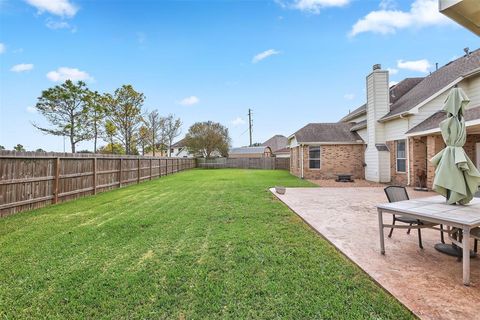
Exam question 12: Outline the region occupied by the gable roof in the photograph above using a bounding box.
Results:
[171,138,186,148]
[406,105,480,134]
[381,49,480,121]
[262,135,287,152]
[274,147,290,154]
[291,123,363,143]
[339,104,366,123]
[229,146,271,155]
[339,77,423,123]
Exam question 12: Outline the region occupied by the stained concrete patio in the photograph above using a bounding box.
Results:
[271,187,480,320]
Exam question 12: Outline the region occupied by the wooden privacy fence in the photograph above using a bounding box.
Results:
[197,157,290,170]
[0,151,196,217]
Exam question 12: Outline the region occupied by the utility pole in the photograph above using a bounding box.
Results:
[248,108,253,147]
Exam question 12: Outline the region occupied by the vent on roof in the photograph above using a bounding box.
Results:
[373,64,381,71]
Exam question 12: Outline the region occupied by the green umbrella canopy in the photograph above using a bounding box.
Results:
[430,87,480,205]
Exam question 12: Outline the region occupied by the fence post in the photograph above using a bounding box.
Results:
[137,158,141,184]
[150,158,152,180]
[93,157,97,195]
[119,158,123,187]
[53,157,60,204]
[159,158,161,178]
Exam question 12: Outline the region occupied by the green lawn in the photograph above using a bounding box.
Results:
[0,169,414,319]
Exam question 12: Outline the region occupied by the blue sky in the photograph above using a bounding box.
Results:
[0,0,478,151]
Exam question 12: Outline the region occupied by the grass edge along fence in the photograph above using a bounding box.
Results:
[0,151,196,217]
[197,157,290,170]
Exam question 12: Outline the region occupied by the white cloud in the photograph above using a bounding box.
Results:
[343,93,355,100]
[389,80,399,87]
[387,67,398,75]
[0,43,5,54]
[277,0,349,13]
[252,49,280,63]
[178,96,199,106]
[10,63,34,72]
[26,0,78,17]
[46,67,93,82]
[45,19,75,31]
[26,106,37,113]
[397,59,431,73]
[349,0,451,37]
[231,117,246,126]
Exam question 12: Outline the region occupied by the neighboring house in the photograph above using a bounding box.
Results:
[169,139,192,158]
[229,146,273,158]
[289,48,480,188]
[274,147,291,158]
[262,134,290,158]
[262,134,287,151]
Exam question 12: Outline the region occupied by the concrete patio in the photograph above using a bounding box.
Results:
[271,187,480,320]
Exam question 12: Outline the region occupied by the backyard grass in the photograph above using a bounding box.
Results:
[0,169,414,319]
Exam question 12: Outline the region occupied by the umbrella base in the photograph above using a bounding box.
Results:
[434,243,476,258]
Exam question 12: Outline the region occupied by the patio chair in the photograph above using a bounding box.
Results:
[384,186,444,249]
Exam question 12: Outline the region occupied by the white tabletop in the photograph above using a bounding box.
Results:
[377,196,480,227]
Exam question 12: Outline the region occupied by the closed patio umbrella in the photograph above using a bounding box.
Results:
[430,87,480,205]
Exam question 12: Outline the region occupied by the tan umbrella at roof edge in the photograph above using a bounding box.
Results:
[430,87,480,205]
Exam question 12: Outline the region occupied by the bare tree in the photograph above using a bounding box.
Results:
[143,110,164,156]
[105,85,145,154]
[164,114,182,157]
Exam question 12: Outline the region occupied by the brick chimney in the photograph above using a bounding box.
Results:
[365,64,391,183]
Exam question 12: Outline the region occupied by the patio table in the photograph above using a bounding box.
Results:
[377,195,480,286]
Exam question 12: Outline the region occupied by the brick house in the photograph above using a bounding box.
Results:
[289,48,480,188]
[289,123,365,179]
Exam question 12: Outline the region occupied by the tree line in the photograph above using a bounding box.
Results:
[32,80,181,156]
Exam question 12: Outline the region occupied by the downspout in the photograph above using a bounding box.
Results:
[406,137,411,186]
[300,144,304,179]
[403,114,411,186]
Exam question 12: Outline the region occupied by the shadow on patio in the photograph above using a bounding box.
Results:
[271,187,480,320]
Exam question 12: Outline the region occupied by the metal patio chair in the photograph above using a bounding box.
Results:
[384,186,444,249]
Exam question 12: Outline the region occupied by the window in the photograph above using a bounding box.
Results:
[396,140,406,172]
[309,146,321,169]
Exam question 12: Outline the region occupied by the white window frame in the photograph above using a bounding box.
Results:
[396,140,406,173]
[308,146,321,170]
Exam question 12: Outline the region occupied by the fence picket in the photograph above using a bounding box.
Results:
[0,151,196,217]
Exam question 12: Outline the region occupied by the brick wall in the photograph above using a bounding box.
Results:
[290,144,365,180]
[290,146,302,177]
[464,134,480,165]
[426,135,446,189]
[408,136,427,188]
[386,140,408,186]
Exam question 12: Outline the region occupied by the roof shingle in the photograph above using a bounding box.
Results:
[292,123,363,143]
[406,105,480,134]
[382,49,480,120]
